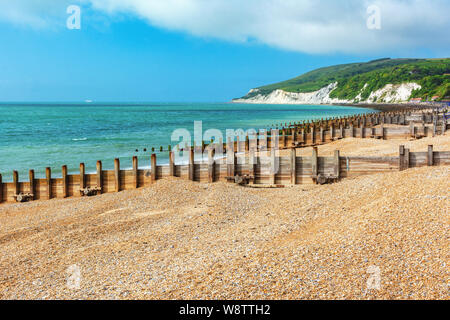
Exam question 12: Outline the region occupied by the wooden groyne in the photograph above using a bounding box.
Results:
[0,109,448,204]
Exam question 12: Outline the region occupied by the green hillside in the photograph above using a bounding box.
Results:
[241,58,450,102]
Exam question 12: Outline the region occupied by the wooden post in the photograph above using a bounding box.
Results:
[245,135,249,152]
[80,163,86,190]
[46,167,52,200]
[132,156,138,189]
[270,148,276,185]
[381,124,385,140]
[443,116,447,134]
[208,148,215,183]
[151,153,157,183]
[96,161,103,194]
[340,125,344,139]
[114,158,120,192]
[13,171,19,196]
[349,123,354,138]
[334,150,340,178]
[427,145,434,166]
[311,147,318,178]
[263,130,268,150]
[360,123,364,138]
[188,149,194,181]
[290,148,296,185]
[228,150,236,179]
[410,122,415,138]
[302,128,306,144]
[249,149,256,185]
[311,126,316,145]
[0,174,2,203]
[62,165,68,198]
[330,124,334,140]
[28,170,35,199]
[399,146,405,171]
[282,128,287,148]
[320,127,324,143]
[169,151,175,177]
[405,148,410,169]
[227,138,235,180]
[432,115,437,137]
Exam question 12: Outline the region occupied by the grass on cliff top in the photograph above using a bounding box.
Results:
[243,58,450,101]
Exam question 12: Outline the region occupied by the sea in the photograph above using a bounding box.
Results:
[0,102,376,181]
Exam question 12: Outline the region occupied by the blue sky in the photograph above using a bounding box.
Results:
[0,0,449,102]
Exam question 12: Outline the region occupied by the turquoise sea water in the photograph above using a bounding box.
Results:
[0,103,376,181]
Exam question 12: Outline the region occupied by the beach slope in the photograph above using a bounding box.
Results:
[0,136,449,300]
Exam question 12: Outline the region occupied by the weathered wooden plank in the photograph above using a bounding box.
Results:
[291,148,296,185]
[155,166,164,182]
[132,156,138,188]
[270,149,276,185]
[226,138,235,180]
[311,147,318,178]
[399,145,405,171]
[405,148,410,169]
[334,150,340,178]
[346,156,399,163]
[427,145,434,166]
[434,151,450,165]
[62,165,68,198]
[80,163,86,190]
[188,149,195,181]
[208,148,215,183]
[0,174,3,203]
[96,161,103,194]
[46,167,52,200]
[169,151,175,177]
[119,170,128,190]
[442,116,447,134]
[114,158,120,192]
[13,171,19,197]
[151,153,157,183]
[318,157,335,175]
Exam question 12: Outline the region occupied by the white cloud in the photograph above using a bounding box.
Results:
[0,0,72,28]
[0,0,449,54]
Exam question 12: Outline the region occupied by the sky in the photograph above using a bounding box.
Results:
[0,0,449,102]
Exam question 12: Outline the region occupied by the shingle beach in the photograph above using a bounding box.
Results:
[1,134,448,300]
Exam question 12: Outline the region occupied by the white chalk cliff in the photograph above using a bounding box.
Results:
[233,82,422,105]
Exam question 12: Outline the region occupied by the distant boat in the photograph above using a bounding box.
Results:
[85,99,93,103]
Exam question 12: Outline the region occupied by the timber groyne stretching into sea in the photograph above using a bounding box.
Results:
[0,107,448,204]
